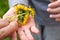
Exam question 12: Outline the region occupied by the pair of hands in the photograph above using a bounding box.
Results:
[47,0,60,22]
[0,7,39,40]
[0,0,60,40]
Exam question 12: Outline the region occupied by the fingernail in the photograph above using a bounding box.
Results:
[48,4,51,7]
[50,15,52,18]
[47,8,50,12]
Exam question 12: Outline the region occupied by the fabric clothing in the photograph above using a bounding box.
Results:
[31,24,60,40]
[8,0,60,25]
[44,25,60,40]
[8,0,29,8]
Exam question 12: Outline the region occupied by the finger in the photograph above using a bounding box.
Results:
[29,15,39,34]
[0,19,9,28]
[56,18,60,21]
[0,21,18,39]
[48,1,60,8]
[31,25,39,34]
[3,7,16,22]
[50,14,60,18]
[11,31,17,40]
[47,7,60,13]
[25,28,34,40]
[18,28,28,40]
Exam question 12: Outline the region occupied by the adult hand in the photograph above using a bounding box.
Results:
[0,19,18,40]
[47,0,60,22]
[0,7,18,40]
[2,7,39,40]
[50,0,57,2]
[18,15,39,40]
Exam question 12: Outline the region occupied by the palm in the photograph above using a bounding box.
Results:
[18,15,39,40]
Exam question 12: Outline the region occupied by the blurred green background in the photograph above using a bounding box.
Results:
[0,0,9,17]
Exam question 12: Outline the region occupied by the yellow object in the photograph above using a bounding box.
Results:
[12,4,35,26]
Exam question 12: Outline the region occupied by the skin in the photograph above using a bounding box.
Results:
[0,7,18,40]
[18,15,39,40]
[47,0,60,22]
[1,7,39,40]
[0,19,18,40]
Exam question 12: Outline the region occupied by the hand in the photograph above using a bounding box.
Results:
[0,7,18,40]
[18,15,39,40]
[0,19,18,40]
[3,7,39,40]
[47,0,60,22]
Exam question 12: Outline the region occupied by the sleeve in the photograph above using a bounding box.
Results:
[8,0,29,8]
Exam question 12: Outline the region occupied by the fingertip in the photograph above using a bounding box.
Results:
[10,21,18,26]
[47,8,51,12]
[49,15,53,18]
[31,26,39,34]
[48,1,60,8]
[18,28,28,40]
[48,4,51,8]
[11,31,17,40]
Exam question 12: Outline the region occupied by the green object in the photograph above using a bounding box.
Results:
[0,0,9,17]
[4,37,11,40]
